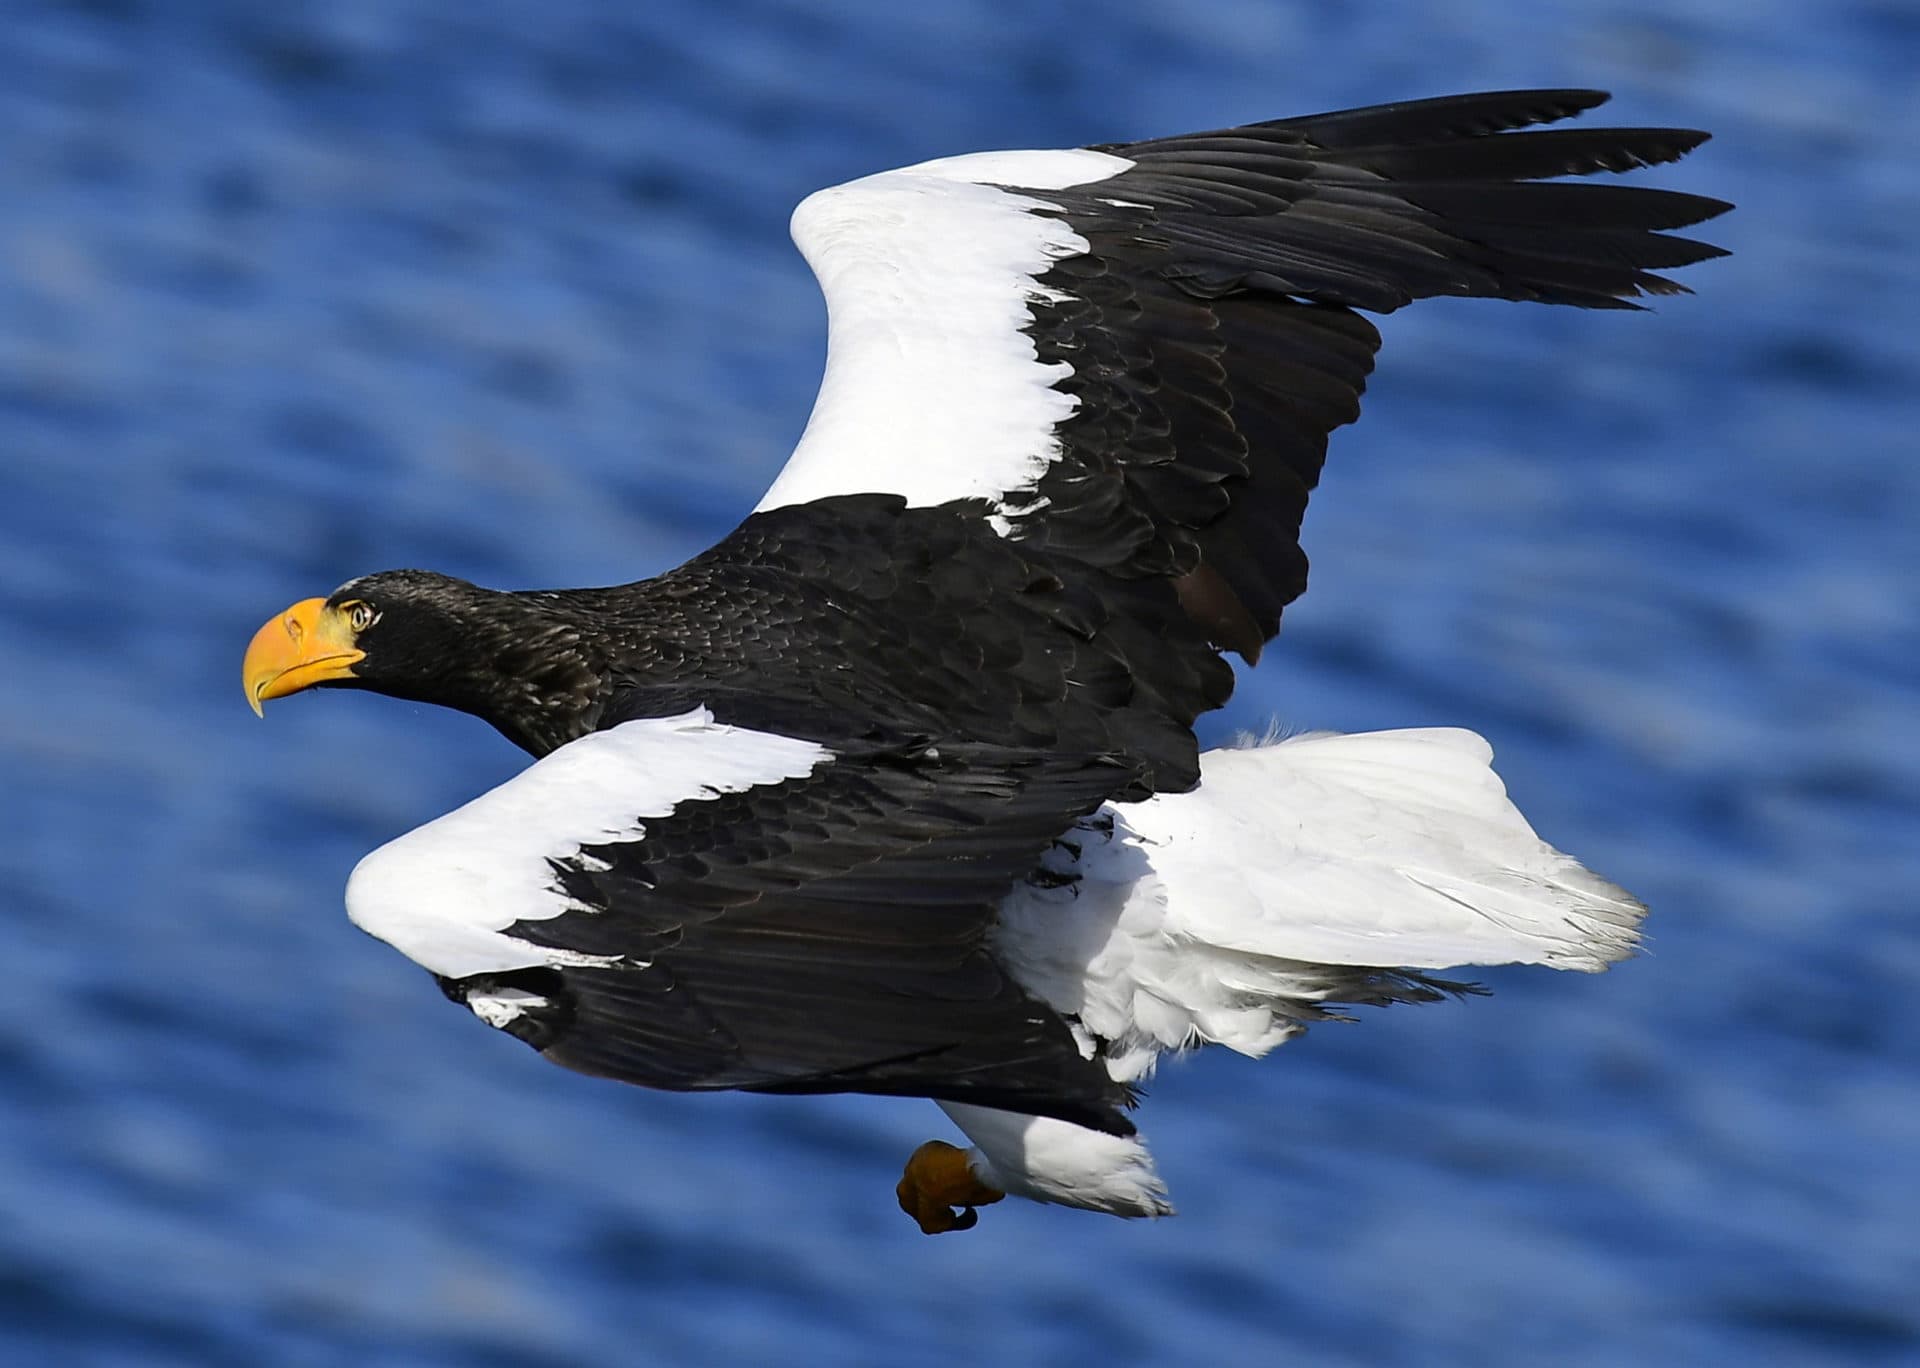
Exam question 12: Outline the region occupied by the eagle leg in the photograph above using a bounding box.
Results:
[894,1139,1004,1235]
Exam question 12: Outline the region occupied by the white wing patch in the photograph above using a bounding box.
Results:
[754,147,1131,517]
[345,708,832,979]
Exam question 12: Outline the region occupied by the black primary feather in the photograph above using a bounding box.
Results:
[1003,89,1729,659]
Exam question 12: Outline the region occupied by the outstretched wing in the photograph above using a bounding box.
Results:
[757,89,1729,659]
[345,708,1139,1132]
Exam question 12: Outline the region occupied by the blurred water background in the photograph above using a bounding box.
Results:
[2,1,1916,1364]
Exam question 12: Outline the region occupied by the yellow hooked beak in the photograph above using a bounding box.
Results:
[243,598,365,716]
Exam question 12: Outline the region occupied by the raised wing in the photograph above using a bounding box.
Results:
[346,708,1139,1132]
[759,89,1728,659]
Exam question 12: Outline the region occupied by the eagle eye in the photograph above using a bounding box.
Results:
[344,601,377,632]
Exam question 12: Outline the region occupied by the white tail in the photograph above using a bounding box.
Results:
[948,727,1647,1216]
[994,727,1647,1083]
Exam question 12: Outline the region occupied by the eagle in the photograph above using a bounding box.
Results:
[243,89,1726,1233]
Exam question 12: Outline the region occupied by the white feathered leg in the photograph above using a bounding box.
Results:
[936,1102,1174,1218]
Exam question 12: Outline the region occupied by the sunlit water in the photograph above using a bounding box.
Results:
[3,2,1915,1364]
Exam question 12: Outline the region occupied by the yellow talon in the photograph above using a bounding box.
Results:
[895,1139,1004,1235]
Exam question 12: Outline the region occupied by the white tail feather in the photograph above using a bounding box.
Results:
[994,727,1646,1078]
[1160,728,1645,973]
[959,727,1646,1218]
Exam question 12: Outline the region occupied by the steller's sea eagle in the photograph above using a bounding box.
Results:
[243,89,1727,1233]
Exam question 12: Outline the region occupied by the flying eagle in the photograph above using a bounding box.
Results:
[243,89,1726,1233]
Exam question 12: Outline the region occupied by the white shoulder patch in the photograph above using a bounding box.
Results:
[898,147,1134,191]
[345,708,832,979]
[754,146,1131,517]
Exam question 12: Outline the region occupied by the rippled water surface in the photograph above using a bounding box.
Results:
[3,1,1916,1364]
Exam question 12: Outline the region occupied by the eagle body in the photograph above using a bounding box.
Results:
[244,90,1726,1230]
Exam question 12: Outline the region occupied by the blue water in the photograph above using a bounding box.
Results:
[3,1,1915,1364]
